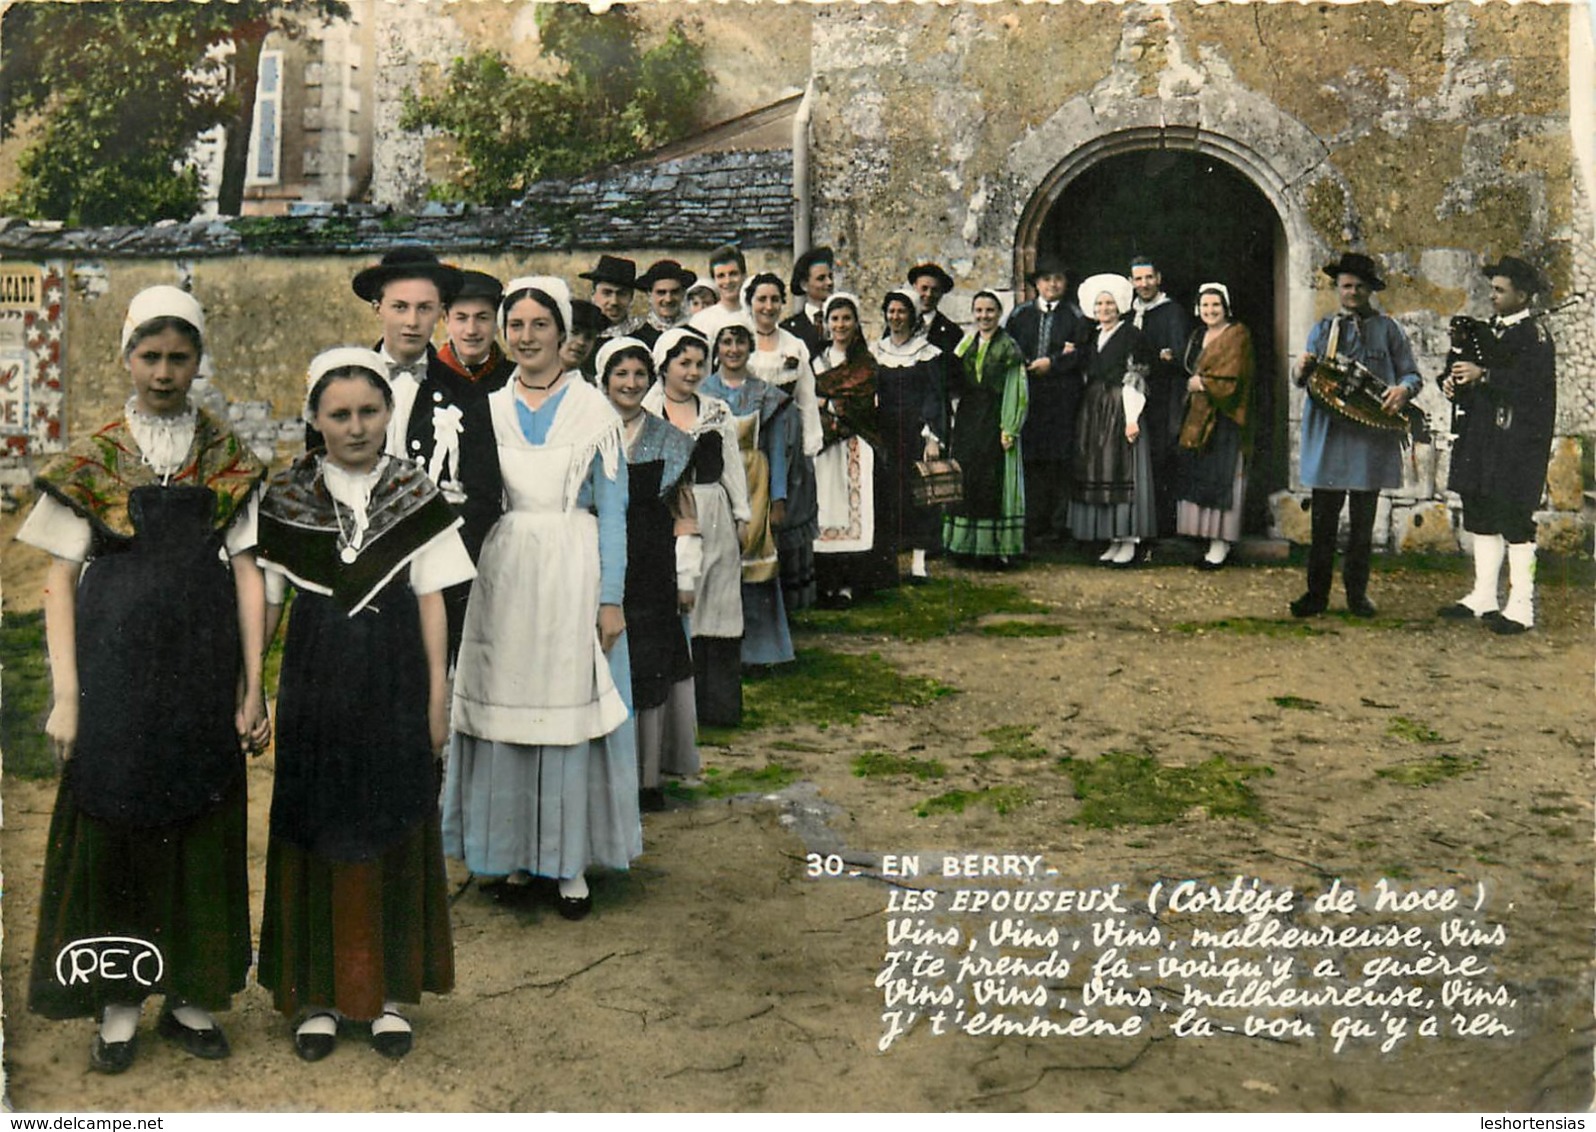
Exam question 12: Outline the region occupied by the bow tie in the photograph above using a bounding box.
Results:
[388,362,422,382]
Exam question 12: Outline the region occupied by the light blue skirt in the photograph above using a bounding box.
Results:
[442,635,642,879]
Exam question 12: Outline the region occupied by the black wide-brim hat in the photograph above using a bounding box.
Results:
[636,259,698,290]
[352,247,465,303]
[907,262,956,293]
[451,269,504,307]
[578,254,638,289]
[1321,252,1386,291]
[1482,255,1544,296]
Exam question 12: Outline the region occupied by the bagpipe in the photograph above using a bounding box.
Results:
[1302,316,1430,440]
[1439,293,1583,435]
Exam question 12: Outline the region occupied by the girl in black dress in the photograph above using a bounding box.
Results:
[257,347,474,1061]
[19,285,268,1073]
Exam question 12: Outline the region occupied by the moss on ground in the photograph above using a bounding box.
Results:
[979,620,1071,638]
[1387,716,1446,743]
[853,750,948,780]
[666,761,800,801]
[1057,750,1273,827]
[1272,695,1321,710]
[1375,751,1482,786]
[972,724,1047,761]
[915,785,1029,818]
[1,610,54,779]
[699,648,955,747]
[792,578,1049,641]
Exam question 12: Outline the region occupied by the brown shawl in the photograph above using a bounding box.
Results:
[1178,322,1254,451]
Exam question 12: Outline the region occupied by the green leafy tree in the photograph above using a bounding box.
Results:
[0,0,346,225]
[401,5,713,206]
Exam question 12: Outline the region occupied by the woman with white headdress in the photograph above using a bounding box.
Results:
[19,285,268,1073]
[1068,272,1157,566]
[1174,282,1255,569]
[812,291,896,601]
[444,277,641,920]
[642,326,751,724]
[256,347,473,1061]
[873,287,948,582]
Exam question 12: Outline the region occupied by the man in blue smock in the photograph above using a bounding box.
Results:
[1291,252,1421,618]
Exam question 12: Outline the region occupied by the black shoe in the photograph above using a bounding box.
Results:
[639,786,666,813]
[370,1012,413,1060]
[1490,615,1531,635]
[158,1007,230,1060]
[1290,593,1327,618]
[1346,596,1378,618]
[556,892,593,921]
[488,877,538,908]
[293,1014,338,1063]
[1196,556,1226,572]
[90,1033,137,1075]
[906,573,930,586]
[1438,602,1484,620]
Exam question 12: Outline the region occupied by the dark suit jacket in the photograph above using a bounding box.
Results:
[780,308,824,359]
[1009,300,1087,463]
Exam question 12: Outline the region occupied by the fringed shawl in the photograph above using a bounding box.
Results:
[34,407,264,542]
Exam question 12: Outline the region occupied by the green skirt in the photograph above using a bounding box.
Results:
[257,812,455,1023]
[28,776,251,1020]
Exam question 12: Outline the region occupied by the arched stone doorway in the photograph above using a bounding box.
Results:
[1016,143,1292,535]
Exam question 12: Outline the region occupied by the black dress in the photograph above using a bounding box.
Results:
[26,411,264,1020]
[255,454,459,1021]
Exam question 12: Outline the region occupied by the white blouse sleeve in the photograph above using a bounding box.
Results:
[408,524,477,596]
[15,494,93,563]
[223,491,260,558]
[718,416,752,523]
[263,565,290,606]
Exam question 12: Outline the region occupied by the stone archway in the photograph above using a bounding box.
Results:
[1015,140,1291,532]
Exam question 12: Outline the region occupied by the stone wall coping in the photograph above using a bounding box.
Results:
[0,149,795,259]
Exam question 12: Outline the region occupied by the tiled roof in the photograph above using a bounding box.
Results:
[0,150,795,257]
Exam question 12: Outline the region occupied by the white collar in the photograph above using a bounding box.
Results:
[1498,308,1532,327]
[1132,293,1169,311]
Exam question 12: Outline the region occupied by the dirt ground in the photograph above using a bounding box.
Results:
[1,521,1591,1113]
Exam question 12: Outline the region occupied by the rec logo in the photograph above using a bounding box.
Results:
[54,936,165,988]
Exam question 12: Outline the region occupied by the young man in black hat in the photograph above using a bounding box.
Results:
[561,299,607,382]
[1007,257,1085,547]
[1129,255,1195,541]
[579,254,642,339]
[346,246,464,467]
[908,262,965,360]
[633,259,698,349]
[1438,255,1557,634]
[782,246,835,358]
[1291,251,1422,618]
[440,269,513,391]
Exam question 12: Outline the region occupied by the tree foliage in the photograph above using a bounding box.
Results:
[0,0,346,225]
[401,5,713,206]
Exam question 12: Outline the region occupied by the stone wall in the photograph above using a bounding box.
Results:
[808,0,1592,554]
[0,239,792,498]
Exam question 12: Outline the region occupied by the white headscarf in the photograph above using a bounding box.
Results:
[303,346,388,424]
[500,275,573,340]
[651,326,710,376]
[594,335,654,384]
[1078,273,1134,321]
[121,285,205,354]
[1193,281,1232,317]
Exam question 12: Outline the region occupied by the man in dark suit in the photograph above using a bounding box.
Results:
[782,246,835,358]
[1129,255,1194,540]
[908,262,965,360]
[1007,257,1085,546]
